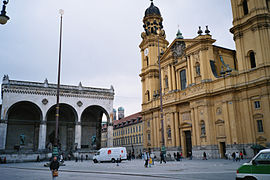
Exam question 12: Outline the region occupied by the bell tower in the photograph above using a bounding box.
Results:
[139,0,169,104]
[230,0,270,72]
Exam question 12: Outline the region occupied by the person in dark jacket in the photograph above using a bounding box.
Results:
[50,156,59,180]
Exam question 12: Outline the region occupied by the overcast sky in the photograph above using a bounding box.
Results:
[0,0,235,117]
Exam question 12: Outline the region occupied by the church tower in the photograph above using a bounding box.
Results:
[139,0,169,104]
[230,0,270,71]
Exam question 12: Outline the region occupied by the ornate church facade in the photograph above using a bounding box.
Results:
[0,75,114,153]
[140,0,270,158]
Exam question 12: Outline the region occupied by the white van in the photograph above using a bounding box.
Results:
[93,147,127,163]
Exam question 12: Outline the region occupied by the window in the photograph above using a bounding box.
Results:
[255,152,270,164]
[147,121,150,127]
[254,101,261,109]
[267,0,270,10]
[180,69,187,90]
[146,90,150,101]
[147,134,151,141]
[136,126,138,132]
[243,0,249,15]
[136,135,138,144]
[250,51,256,68]
[139,125,141,132]
[167,128,171,139]
[201,121,206,136]
[131,127,132,133]
[165,75,169,88]
[139,135,141,143]
[128,128,130,134]
[257,120,264,132]
[146,56,149,66]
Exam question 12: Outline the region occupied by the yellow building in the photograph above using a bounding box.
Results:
[140,0,270,158]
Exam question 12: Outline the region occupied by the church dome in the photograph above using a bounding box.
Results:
[145,1,161,17]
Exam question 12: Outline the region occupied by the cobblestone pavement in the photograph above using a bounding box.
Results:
[0,158,249,180]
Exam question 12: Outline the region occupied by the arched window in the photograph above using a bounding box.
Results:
[167,128,171,139]
[180,69,187,90]
[243,0,249,15]
[249,51,256,68]
[146,90,150,101]
[164,75,169,88]
[201,121,206,136]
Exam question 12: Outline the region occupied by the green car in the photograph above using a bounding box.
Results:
[236,149,270,180]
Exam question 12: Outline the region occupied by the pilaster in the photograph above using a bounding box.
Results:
[75,122,81,149]
[38,121,47,150]
[0,120,7,150]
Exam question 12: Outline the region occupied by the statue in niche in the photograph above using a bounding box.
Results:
[91,135,96,146]
[20,134,25,145]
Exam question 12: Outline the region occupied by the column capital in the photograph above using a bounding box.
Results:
[0,119,7,124]
[40,120,47,125]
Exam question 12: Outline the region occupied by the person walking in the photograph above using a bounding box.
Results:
[50,156,59,180]
[240,151,243,160]
[144,151,149,168]
[235,152,240,162]
[160,151,166,164]
[232,152,236,162]
[203,152,207,160]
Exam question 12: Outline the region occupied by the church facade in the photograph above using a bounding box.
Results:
[140,0,270,158]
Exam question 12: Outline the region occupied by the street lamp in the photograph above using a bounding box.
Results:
[52,9,64,158]
[0,0,9,25]
[157,30,165,152]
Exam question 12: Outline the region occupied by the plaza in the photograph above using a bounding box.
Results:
[0,158,247,180]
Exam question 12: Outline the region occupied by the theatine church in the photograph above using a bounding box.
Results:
[140,0,270,158]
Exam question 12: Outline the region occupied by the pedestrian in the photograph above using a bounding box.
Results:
[189,151,192,160]
[0,157,2,164]
[232,152,236,161]
[203,152,207,160]
[235,152,240,162]
[3,157,6,164]
[75,156,78,162]
[240,151,243,160]
[49,156,59,180]
[86,155,88,160]
[174,152,177,161]
[160,151,166,164]
[176,152,180,161]
[180,152,182,161]
[144,151,149,168]
[36,155,40,162]
[68,154,71,161]
[150,152,155,165]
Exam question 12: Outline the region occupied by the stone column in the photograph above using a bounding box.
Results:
[75,122,81,149]
[38,121,47,150]
[0,120,7,150]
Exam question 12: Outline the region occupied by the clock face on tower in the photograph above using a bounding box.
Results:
[144,48,149,56]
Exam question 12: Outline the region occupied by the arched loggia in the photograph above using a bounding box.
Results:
[81,105,110,150]
[6,101,42,151]
[46,103,78,152]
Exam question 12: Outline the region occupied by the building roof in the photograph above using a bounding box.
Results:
[113,112,142,129]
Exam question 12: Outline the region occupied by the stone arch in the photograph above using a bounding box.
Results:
[80,105,109,150]
[45,103,78,151]
[6,101,43,151]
